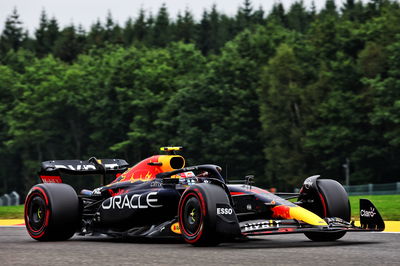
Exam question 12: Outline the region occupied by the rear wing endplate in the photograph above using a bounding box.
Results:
[39,158,129,184]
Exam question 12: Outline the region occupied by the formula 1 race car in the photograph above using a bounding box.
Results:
[24,147,385,245]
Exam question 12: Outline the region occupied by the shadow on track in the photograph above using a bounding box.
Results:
[219,238,382,249]
[69,234,382,249]
[71,235,184,244]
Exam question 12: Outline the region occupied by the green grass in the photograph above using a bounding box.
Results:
[0,194,399,220]
[0,205,24,219]
[349,194,400,221]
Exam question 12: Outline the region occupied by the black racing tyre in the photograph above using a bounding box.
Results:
[304,179,350,241]
[24,183,80,241]
[178,183,231,246]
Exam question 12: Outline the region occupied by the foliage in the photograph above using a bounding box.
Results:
[0,8,26,54]
[1,1,400,197]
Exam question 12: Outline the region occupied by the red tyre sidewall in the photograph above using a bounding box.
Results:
[24,186,51,239]
[178,189,207,244]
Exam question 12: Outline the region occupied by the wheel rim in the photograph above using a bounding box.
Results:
[183,196,202,236]
[27,195,47,231]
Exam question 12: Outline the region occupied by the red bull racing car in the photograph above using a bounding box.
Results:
[25,147,385,246]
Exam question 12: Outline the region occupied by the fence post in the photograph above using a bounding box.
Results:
[2,194,11,206]
[10,191,20,205]
[397,182,400,194]
[368,184,373,195]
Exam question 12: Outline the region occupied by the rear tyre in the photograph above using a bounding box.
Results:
[304,179,350,241]
[25,183,79,241]
[178,184,231,246]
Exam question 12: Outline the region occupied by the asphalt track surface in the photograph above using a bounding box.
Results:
[0,227,399,265]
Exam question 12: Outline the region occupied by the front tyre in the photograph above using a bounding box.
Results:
[178,184,233,246]
[25,183,79,241]
[304,179,350,241]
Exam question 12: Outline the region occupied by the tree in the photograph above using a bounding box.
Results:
[174,9,195,43]
[360,3,400,46]
[34,10,60,56]
[181,26,290,182]
[267,3,287,27]
[104,11,123,44]
[53,25,84,62]
[109,43,207,161]
[132,9,148,43]
[357,42,387,78]
[365,38,400,183]
[253,5,265,24]
[208,4,223,52]
[0,8,26,55]
[122,17,135,46]
[47,18,60,51]
[86,20,105,48]
[320,0,339,18]
[150,4,171,47]
[258,43,310,189]
[34,10,49,56]
[236,0,254,31]
[0,65,21,195]
[0,48,35,73]
[287,1,310,33]
[307,15,339,60]
[3,0,400,197]
[6,56,69,190]
[341,0,357,21]
[196,4,230,55]
[197,10,211,54]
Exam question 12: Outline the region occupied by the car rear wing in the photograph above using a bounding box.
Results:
[39,157,129,184]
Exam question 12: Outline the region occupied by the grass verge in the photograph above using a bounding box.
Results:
[0,194,399,220]
[349,194,400,221]
[0,205,24,219]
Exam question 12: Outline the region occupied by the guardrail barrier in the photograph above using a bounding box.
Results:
[343,182,400,196]
[0,191,20,206]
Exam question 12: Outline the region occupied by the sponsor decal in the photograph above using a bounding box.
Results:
[170,222,181,234]
[54,163,119,171]
[179,171,195,178]
[243,221,278,231]
[217,207,233,215]
[360,207,376,218]
[150,181,162,187]
[92,187,102,195]
[216,204,235,222]
[102,192,162,209]
[304,179,313,189]
[40,175,62,183]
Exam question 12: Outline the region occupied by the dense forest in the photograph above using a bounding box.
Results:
[1,0,400,197]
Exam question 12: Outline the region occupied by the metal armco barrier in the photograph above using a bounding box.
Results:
[0,191,20,206]
[294,182,400,195]
[10,191,20,205]
[343,182,400,196]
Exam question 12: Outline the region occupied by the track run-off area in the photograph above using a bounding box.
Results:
[0,226,399,265]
